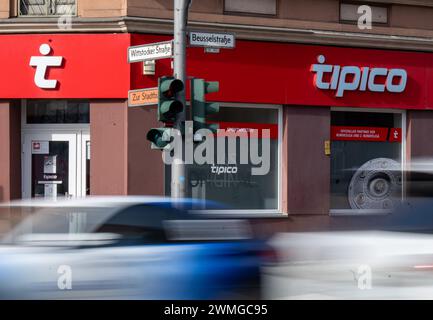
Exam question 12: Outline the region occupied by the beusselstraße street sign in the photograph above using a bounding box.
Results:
[189,31,235,49]
[127,40,173,63]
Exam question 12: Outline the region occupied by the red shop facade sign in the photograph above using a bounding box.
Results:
[0,34,130,99]
[0,33,433,111]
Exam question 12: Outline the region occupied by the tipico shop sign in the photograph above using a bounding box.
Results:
[311,55,407,97]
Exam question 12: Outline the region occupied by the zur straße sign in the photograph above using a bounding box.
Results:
[128,87,158,107]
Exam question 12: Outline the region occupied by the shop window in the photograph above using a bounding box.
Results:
[19,0,76,17]
[26,100,89,124]
[330,111,403,212]
[224,0,276,16]
[165,105,280,211]
[32,141,69,198]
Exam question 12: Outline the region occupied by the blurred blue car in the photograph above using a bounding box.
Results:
[0,196,270,299]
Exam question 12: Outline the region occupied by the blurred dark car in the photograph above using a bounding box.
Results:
[0,196,272,300]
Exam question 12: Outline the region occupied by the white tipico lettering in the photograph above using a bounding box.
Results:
[311,55,408,97]
[386,68,407,93]
[330,65,340,90]
[310,55,332,90]
[336,66,361,97]
[368,67,387,92]
[359,67,369,91]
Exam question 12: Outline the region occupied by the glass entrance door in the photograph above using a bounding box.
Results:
[22,132,89,199]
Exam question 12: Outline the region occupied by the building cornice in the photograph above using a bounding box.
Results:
[1,16,433,52]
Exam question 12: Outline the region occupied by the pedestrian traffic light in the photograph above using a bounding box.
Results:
[158,76,184,122]
[146,128,172,149]
[191,78,219,133]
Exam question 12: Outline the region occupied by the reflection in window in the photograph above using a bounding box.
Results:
[20,0,76,16]
[27,100,89,124]
[165,106,280,210]
[224,0,276,15]
[330,111,403,210]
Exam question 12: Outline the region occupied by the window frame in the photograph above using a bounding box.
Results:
[329,107,406,216]
[339,1,390,27]
[18,0,77,18]
[21,99,90,131]
[166,102,284,216]
[223,0,278,18]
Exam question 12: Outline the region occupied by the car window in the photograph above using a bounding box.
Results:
[1,206,116,244]
[96,203,187,244]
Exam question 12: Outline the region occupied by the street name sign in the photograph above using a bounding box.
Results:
[189,31,235,49]
[128,87,158,107]
[128,40,173,63]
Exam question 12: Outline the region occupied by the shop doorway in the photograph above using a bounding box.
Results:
[21,99,91,199]
[22,131,90,199]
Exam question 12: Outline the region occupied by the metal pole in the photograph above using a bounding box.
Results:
[172,0,191,199]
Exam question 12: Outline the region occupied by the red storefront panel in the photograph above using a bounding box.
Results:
[213,122,278,139]
[0,34,130,99]
[131,34,433,110]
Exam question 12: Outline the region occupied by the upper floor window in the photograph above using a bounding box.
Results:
[224,0,276,16]
[19,0,76,17]
[340,2,388,26]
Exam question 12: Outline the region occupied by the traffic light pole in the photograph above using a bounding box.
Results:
[172,0,191,199]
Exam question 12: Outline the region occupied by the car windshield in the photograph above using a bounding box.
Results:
[1,206,117,244]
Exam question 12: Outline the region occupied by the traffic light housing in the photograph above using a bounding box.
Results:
[158,76,184,122]
[191,78,220,133]
[146,128,172,149]
[146,76,184,149]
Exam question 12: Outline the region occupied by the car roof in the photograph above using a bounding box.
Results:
[0,196,216,209]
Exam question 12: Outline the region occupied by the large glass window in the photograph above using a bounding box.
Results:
[26,100,89,124]
[330,111,403,211]
[165,106,280,211]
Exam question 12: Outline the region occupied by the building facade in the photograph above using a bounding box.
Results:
[1,0,433,232]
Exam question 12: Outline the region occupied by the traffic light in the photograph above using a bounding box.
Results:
[191,78,220,133]
[157,76,184,122]
[146,76,184,149]
[146,128,172,149]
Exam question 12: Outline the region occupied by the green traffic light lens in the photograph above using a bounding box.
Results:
[146,129,161,142]
[147,129,169,148]
[161,100,183,117]
[205,81,219,93]
[161,78,184,98]
[170,79,184,93]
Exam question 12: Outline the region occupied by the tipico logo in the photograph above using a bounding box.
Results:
[311,55,407,97]
[29,44,63,89]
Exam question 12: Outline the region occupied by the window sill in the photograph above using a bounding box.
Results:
[330,209,392,216]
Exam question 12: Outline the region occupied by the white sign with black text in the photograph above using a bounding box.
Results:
[127,40,173,63]
[189,31,235,49]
